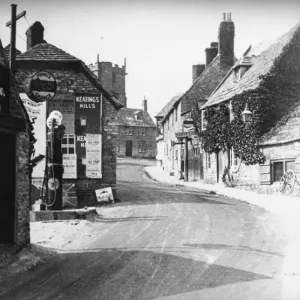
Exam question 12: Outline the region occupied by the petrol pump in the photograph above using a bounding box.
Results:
[44,110,65,210]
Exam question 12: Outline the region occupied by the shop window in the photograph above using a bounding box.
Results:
[138,141,146,153]
[138,127,146,136]
[62,134,75,154]
[125,126,133,136]
[272,160,295,182]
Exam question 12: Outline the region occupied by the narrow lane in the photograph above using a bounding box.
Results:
[0,158,286,300]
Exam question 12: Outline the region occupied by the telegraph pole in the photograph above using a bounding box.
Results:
[6,4,26,70]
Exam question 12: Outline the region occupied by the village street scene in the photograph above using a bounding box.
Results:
[1,0,300,299]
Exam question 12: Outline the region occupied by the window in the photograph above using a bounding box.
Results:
[135,112,142,120]
[138,141,146,153]
[201,110,207,131]
[175,107,178,122]
[273,160,295,182]
[138,127,147,136]
[172,111,174,125]
[206,152,211,169]
[62,134,75,154]
[175,149,178,160]
[230,148,238,166]
[125,126,133,136]
[229,101,234,122]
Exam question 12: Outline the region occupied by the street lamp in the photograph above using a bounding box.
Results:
[241,103,253,124]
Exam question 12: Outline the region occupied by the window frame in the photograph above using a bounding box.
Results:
[272,159,295,182]
[62,134,76,155]
[206,152,211,169]
[125,126,133,136]
[138,141,146,153]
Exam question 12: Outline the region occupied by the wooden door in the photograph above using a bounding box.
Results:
[0,132,15,244]
[217,150,224,183]
[125,140,132,157]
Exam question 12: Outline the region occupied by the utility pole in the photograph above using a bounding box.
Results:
[6,4,26,70]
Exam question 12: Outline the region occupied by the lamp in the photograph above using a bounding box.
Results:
[241,103,253,124]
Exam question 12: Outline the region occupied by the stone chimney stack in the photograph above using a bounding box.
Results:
[218,13,235,66]
[192,64,205,83]
[142,96,148,112]
[205,42,218,67]
[26,21,45,50]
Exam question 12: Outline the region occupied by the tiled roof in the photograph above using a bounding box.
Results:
[259,102,300,146]
[112,108,156,127]
[4,44,21,61]
[16,42,122,109]
[155,94,182,118]
[16,43,79,61]
[179,55,235,115]
[203,22,300,108]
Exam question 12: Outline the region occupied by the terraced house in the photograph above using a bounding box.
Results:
[199,21,300,195]
[156,13,236,181]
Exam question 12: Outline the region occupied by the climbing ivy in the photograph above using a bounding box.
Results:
[191,27,300,167]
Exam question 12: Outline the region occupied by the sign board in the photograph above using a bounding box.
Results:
[175,131,196,138]
[63,154,77,179]
[95,187,114,203]
[25,71,57,102]
[75,94,102,179]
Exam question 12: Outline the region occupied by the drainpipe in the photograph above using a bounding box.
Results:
[184,137,188,181]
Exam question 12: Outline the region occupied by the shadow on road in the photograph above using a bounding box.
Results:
[183,243,284,257]
[0,248,272,300]
[93,216,168,223]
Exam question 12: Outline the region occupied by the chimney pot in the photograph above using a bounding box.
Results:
[192,64,205,82]
[227,13,232,21]
[223,13,226,21]
[142,97,148,112]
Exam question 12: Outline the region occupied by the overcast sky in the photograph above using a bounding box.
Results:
[0,0,300,118]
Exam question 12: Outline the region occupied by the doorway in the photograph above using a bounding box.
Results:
[0,132,16,244]
[125,140,132,157]
[217,150,224,183]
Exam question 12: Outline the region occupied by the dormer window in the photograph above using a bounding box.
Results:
[135,112,142,120]
[233,56,252,83]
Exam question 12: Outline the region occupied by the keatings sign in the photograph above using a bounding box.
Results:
[75,93,102,179]
[25,71,57,102]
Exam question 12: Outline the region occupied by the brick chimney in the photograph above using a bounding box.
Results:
[205,42,218,67]
[192,64,205,83]
[218,13,235,65]
[26,21,45,50]
[142,96,148,112]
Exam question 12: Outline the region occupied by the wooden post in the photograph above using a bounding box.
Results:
[9,4,17,70]
[184,137,188,182]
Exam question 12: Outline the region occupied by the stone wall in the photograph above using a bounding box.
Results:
[15,67,119,208]
[115,125,156,159]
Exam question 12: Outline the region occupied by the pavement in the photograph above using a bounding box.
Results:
[145,164,300,295]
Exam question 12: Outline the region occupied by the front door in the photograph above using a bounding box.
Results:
[0,132,15,244]
[125,140,132,157]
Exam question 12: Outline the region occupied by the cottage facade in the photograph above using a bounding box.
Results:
[200,21,300,194]
[0,41,34,250]
[156,13,236,181]
[89,58,156,159]
[14,22,122,208]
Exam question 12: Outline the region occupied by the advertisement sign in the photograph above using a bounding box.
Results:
[25,71,57,102]
[63,154,77,179]
[75,94,102,178]
[86,134,102,178]
[95,187,114,203]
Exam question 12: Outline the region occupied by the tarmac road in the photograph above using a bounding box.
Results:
[0,158,287,300]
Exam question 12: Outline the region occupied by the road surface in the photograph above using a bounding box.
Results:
[0,158,286,300]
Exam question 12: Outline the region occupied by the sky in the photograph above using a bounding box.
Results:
[0,0,300,119]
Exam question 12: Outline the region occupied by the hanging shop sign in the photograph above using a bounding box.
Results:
[25,71,57,102]
[75,93,102,179]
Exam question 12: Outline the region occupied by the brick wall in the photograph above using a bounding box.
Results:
[15,67,119,208]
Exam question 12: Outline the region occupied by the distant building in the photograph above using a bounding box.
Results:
[89,58,157,159]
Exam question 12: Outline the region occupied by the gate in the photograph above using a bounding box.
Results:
[0,132,15,244]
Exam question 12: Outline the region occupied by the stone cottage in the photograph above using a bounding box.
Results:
[13,21,123,208]
[89,58,156,159]
[0,40,34,250]
[156,13,236,181]
[200,21,300,194]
